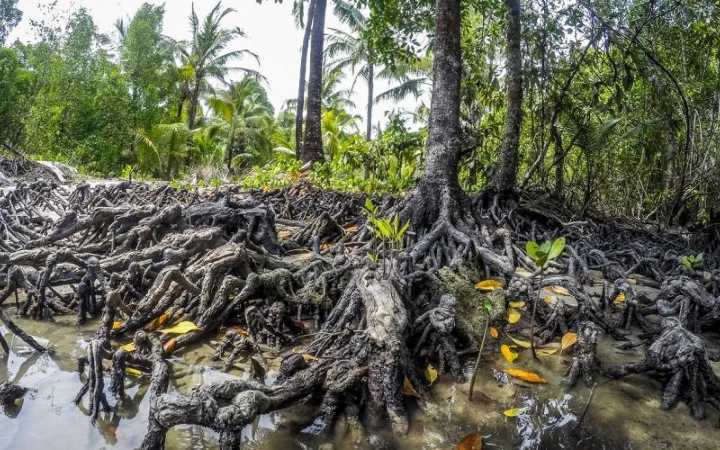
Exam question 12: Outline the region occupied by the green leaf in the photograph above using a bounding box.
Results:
[483,299,493,314]
[526,241,539,258]
[547,237,566,261]
[363,197,376,214]
[540,241,552,255]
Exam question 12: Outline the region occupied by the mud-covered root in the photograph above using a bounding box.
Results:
[565,321,602,387]
[391,182,515,275]
[0,381,27,417]
[606,318,720,420]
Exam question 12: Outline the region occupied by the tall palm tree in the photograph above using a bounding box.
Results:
[208,76,275,170]
[176,2,260,132]
[326,2,428,140]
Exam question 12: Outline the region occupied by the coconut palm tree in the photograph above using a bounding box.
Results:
[135,123,193,180]
[325,2,428,140]
[175,2,261,132]
[208,76,275,170]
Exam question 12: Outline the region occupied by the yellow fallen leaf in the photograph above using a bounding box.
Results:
[425,364,438,385]
[503,368,547,384]
[548,286,570,296]
[475,279,503,291]
[120,342,136,352]
[402,376,420,397]
[125,367,143,377]
[543,295,557,305]
[507,308,521,324]
[112,321,124,330]
[457,432,483,450]
[320,242,332,251]
[302,353,318,362]
[507,335,532,349]
[500,344,518,363]
[561,332,578,352]
[509,301,526,308]
[514,267,533,278]
[614,292,626,304]
[489,327,499,339]
[536,347,560,357]
[503,407,527,417]
[159,320,201,335]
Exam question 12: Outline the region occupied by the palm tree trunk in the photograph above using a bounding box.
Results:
[495,0,523,193]
[226,123,237,171]
[187,79,202,131]
[366,64,374,140]
[295,0,316,153]
[300,0,327,164]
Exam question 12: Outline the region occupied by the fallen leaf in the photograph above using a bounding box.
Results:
[503,368,547,384]
[514,267,533,277]
[302,353,318,362]
[543,295,557,305]
[159,321,201,335]
[112,321,124,330]
[548,286,570,296]
[500,344,518,363]
[343,224,359,234]
[489,327,499,339]
[120,342,136,352]
[561,332,578,352]
[320,242,332,251]
[145,313,169,332]
[507,308,522,324]
[507,335,532,349]
[402,376,421,397]
[425,364,438,385]
[475,279,503,291]
[125,367,143,377]
[536,347,560,357]
[503,407,527,417]
[614,292,626,304]
[163,337,177,353]
[227,326,250,336]
[509,301,526,308]
[457,432,483,450]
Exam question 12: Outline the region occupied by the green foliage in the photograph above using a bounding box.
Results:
[0,47,32,151]
[525,236,566,268]
[680,253,704,271]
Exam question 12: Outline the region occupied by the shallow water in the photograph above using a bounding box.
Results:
[3,306,720,450]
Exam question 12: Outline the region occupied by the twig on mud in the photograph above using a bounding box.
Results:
[468,316,490,400]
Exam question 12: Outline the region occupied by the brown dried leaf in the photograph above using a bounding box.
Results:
[457,432,483,450]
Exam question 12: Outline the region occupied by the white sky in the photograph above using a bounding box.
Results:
[9,0,426,133]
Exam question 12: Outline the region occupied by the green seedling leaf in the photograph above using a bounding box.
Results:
[548,237,566,261]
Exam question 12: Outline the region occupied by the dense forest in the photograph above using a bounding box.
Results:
[2,0,720,449]
[1,0,717,224]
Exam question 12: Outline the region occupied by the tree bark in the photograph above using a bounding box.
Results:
[299,0,327,164]
[399,0,463,230]
[187,78,202,131]
[295,0,316,154]
[419,0,462,192]
[366,63,374,140]
[495,0,523,193]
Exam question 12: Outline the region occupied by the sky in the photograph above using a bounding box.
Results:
[9,0,427,133]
